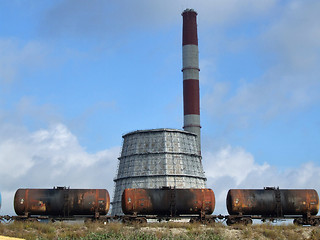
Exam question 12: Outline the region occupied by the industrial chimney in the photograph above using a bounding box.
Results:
[182,9,201,153]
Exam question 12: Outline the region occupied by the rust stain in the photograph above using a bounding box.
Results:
[227,188,319,217]
[14,188,110,217]
[122,188,215,216]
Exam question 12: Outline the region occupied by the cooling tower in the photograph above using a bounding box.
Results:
[111,129,206,215]
[111,9,206,215]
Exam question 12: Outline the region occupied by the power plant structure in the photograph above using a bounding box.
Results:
[111,9,206,215]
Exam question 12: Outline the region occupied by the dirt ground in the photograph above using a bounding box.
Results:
[1,221,320,240]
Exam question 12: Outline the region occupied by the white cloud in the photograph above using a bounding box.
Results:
[261,0,320,72]
[0,123,119,215]
[0,39,49,83]
[0,139,35,178]
[204,74,320,126]
[203,146,320,215]
[195,0,276,26]
[202,0,320,127]
[39,0,277,39]
[204,145,269,185]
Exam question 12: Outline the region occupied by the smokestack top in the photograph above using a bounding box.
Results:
[182,9,198,46]
[182,8,197,15]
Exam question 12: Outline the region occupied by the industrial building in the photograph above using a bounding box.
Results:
[111,9,205,216]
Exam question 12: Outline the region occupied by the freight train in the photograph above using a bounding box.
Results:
[120,187,320,225]
[225,187,320,226]
[121,187,218,224]
[13,187,109,221]
[1,187,319,226]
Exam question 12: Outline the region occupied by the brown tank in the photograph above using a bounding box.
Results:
[14,187,110,217]
[227,188,319,217]
[122,188,215,216]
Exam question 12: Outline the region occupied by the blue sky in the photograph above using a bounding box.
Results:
[1,0,320,215]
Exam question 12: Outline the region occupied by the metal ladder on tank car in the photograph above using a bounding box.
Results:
[170,187,177,218]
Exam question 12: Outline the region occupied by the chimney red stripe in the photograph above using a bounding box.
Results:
[182,11,198,46]
[183,79,200,115]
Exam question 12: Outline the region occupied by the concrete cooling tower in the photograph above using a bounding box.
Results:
[111,9,206,215]
[111,129,206,215]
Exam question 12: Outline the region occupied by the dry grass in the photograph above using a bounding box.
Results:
[0,220,318,240]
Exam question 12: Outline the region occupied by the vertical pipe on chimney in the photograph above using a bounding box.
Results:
[182,9,201,153]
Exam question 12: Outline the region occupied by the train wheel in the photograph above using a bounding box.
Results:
[205,218,216,224]
[293,218,303,226]
[309,218,320,226]
[226,218,235,226]
[121,217,130,224]
[135,217,147,224]
[313,219,320,226]
[189,217,199,223]
[242,218,253,225]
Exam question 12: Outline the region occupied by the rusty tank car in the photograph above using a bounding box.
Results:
[14,187,110,219]
[226,187,320,225]
[121,187,215,223]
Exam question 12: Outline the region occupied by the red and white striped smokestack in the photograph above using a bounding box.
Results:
[182,9,201,153]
